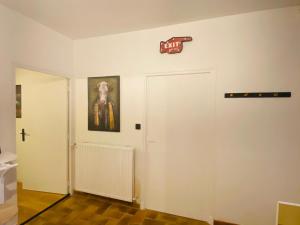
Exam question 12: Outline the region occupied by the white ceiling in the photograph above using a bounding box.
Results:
[1,0,299,39]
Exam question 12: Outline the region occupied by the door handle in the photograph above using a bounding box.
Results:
[20,129,29,142]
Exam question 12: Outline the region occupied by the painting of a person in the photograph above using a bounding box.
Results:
[88,76,120,132]
[93,81,115,130]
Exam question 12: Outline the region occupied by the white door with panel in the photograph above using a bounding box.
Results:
[16,68,68,194]
[145,72,216,223]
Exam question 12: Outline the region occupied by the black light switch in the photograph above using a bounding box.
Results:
[135,124,141,130]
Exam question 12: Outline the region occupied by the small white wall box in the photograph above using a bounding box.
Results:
[0,152,17,204]
[276,201,300,225]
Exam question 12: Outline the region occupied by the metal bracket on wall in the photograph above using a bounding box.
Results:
[224,92,291,98]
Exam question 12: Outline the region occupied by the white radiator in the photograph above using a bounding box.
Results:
[74,143,134,202]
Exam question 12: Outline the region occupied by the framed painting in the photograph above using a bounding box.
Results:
[88,76,120,132]
[16,85,22,118]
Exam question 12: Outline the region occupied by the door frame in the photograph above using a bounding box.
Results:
[141,69,216,224]
[13,62,72,195]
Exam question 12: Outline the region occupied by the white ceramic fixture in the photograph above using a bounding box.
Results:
[0,152,17,204]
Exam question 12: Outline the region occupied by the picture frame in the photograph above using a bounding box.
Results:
[88,76,120,132]
[16,85,22,118]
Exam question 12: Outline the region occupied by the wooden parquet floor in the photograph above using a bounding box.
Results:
[18,183,65,224]
[26,192,209,225]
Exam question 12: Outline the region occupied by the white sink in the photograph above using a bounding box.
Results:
[0,152,17,204]
[0,152,17,165]
[0,152,17,177]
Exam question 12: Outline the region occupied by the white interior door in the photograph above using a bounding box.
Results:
[145,72,216,223]
[16,68,68,194]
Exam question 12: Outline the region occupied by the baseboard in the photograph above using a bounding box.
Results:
[214,220,238,225]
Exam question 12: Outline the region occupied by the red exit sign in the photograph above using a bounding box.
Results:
[160,37,192,54]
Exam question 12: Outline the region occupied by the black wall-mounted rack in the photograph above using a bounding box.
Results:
[225,92,291,98]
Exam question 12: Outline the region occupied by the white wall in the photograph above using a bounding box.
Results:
[0,3,73,158]
[0,4,73,224]
[73,6,300,225]
[1,3,299,225]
